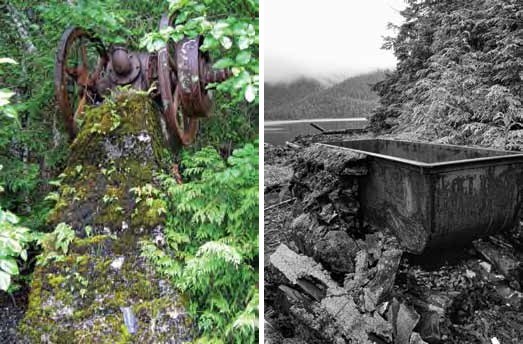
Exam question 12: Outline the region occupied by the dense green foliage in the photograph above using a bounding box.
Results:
[142,0,259,151]
[0,0,169,293]
[0,207,33,292]
[0,0,257,228]
[265,77,324,116]
[0,58,18,119]
[143,0,259,104]
[140,2,259,340]
[35,222,75,267]
[141,142,259,343]
[0,1,258,341]
[265,70,386,120]
[0,58,34,293]
[1,1,258,341]
[371,0,522,149]
[0,0,166,229]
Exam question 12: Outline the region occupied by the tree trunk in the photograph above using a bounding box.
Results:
[6,4,36,54]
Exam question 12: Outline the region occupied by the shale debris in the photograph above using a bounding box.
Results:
[265,141,523,344]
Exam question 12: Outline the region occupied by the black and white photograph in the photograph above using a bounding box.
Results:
[264,1,523,343]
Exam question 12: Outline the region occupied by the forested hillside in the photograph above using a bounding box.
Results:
[371,0,522,150]
[265,70,386,120]
[265,77,324,113]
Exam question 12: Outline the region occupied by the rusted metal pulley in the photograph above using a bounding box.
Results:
[157,14,231,145]
[54,27,108,138]
[157,14,199,146]
[54,13,231,147]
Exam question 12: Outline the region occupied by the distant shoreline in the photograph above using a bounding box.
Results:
[265,118,368,126]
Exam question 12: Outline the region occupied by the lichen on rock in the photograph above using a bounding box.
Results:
[19,91,193,343]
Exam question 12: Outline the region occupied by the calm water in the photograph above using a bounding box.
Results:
[265,118,368,145]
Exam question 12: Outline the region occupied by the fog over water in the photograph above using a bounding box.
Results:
[264,0,406,83]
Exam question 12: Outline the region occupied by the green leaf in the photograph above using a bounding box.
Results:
[0,258,19,275]
[211,22,230,39]
[213,58,234,69]
[237,36,250,50]
[244,85,256,103]
[48,180,62,187]
[0,89,15,107]
[1,106,18,120]
[0,270,11,291]
[235,51,251,65]
[85,226,92,237]
[0,58,18,64]
[200,36,218,51]
[219,36,232,50]
[168,0,190,12]
[44,192,60,202]
[3,210,19,224]
[4,238,22,254]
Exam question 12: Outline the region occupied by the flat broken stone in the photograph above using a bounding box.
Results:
[269,244,339,291]
[301,144,368,175]
[322,295,391,343]
[473,238,521,284]
[364,248,403,311]
[270,244,392,344]
[389,298,420,344]
[265,164,293,189]
[418,311,441,344]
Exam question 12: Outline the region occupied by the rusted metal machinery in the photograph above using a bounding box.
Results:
[54,14,231,146]
[322,139,523,253]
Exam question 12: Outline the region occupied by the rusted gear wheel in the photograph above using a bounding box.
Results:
[55,27,108,139]
[158,14,199,146]
[175,36,212,118]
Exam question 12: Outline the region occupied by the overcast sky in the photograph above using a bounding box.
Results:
[264,0,406,83]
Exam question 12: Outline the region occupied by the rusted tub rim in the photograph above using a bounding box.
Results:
[320,139,523,170]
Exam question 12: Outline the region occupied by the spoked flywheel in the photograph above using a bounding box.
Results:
[54,27,108,139]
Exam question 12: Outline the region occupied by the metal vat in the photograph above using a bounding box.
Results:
[322,139,523,253]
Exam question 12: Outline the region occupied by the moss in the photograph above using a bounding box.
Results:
[73,315,124,344]
[118,324,132,344]
[106,185,124,200]
[21,250,193,342]
[48,274,66,288]
[110,232,139,255]
[20,92,192,342]
[131,198,166,229]
[96,202,126,228]
[46,197,68,224]
[118,159,154,182]
[46,95,168,235]
[72,235,112,251]
[69,92,168,164]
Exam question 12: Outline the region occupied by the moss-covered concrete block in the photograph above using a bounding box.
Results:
[19,92,193,343]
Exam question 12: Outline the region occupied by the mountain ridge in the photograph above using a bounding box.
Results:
[265,70,387,121]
